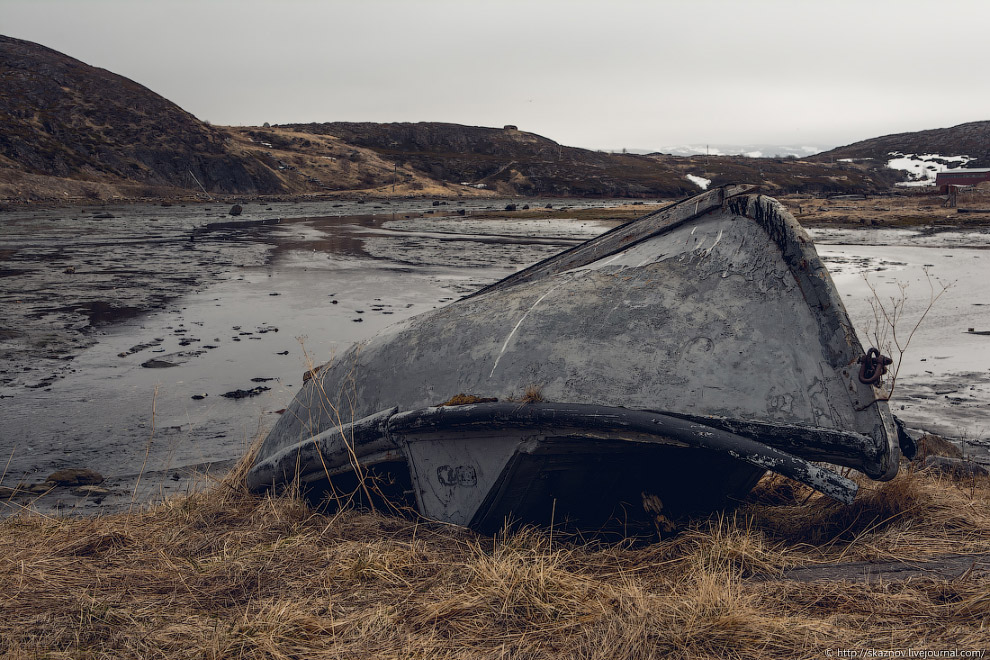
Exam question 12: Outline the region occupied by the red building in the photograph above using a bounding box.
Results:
[935,167,990,191]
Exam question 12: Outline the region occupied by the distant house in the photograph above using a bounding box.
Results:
[935,167,990,191]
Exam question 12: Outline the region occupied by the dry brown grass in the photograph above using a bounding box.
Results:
[2,460,989,659]
[781,192,990,228]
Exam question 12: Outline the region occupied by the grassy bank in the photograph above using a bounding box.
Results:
[2,459,989,658]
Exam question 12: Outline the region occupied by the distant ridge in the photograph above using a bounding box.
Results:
[656,144,831,159]
[814,121,990,167]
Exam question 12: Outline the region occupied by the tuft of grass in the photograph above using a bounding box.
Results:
[506,384,545,404]
[915,432,964,460]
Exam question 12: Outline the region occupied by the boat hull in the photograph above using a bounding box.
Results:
[248,187,900,532]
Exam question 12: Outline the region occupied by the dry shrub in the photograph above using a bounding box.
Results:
[746,466,990,560]
[915,432,964,460]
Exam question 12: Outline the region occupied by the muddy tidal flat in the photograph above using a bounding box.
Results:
[1,200,989,515]
[0,198,638,513]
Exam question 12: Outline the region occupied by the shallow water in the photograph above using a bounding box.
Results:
[0,199,626,508]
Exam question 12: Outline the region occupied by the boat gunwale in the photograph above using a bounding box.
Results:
[247,401,861,505]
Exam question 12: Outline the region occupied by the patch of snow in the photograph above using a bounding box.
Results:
[685,174,712,190]
[894,180,937,188]
[744,150,763,158]
[885,152,975,185]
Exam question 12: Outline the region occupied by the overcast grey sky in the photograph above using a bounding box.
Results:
[4,0,988,152]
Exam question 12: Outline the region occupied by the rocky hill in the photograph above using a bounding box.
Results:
[813,121,990,166]
[282,122,699,197]
[647,153,901,195]
[0,34,286,197]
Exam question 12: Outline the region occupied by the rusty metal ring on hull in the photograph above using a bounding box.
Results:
[858,347,893,386]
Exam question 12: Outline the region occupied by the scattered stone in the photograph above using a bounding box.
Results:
[251,377,276,382]
[269,292,280,296]
[331,300,338,305]
[63,266,76,274]
[352,318,363,322]
[191,394,207,400]
[141,358,176,368]
[46,468,104,487]
[276,350,289,355]
[229,204,243,216]
[93,212,115,219]
[118,339,162,358]
[220,386,270,399]
[505,204,517,211]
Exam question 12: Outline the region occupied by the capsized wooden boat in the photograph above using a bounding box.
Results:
[247,185,905,533]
